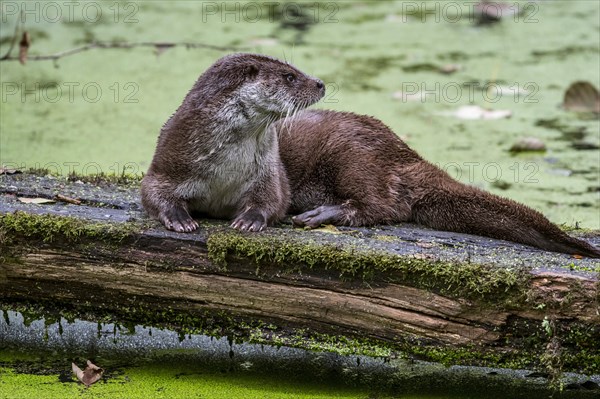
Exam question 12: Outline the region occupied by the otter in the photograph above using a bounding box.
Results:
[141,53,325,232]
[275,110,600,258]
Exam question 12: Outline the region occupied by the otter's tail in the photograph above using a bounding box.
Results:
[411,186,600,258]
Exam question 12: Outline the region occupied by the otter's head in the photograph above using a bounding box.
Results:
[197,53,325,120]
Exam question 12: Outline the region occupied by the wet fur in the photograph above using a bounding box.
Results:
[276,110,600,258]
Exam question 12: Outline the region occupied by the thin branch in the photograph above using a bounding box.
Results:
[0,41,249,62]
[0,11,23,60]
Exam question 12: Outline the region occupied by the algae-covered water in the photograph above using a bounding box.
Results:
[1,2,600,396]
[2,310,598,399]
[1,1,599,228]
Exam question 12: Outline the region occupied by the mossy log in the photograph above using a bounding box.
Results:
[1,172,599,374]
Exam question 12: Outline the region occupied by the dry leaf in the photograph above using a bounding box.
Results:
[563,81,600,114]
[72,362,84,382]
[0,167,21,175]
[19,31,30,65]
[17,197,55,204]
[72,360,103,387]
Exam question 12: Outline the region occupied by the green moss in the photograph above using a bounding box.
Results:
[26,167,59,177]
[409,346,517,369]
[66,170,143,186]
[1,216,595,375]
[562,261,600,274]
[247,328,393,358]
[1,300,392,361]
[405,328,599,376]
[207,232,530,301]
[4,294,600,375]
[23,167,143,186]
[0,211,141,244]
[0,226,16,257]
[371,234,399,243]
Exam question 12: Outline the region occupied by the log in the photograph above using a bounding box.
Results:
[1,172,599,375]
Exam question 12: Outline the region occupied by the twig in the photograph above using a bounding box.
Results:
[0,11,23,60]
[0,41,249,62]
[55,194,82,205]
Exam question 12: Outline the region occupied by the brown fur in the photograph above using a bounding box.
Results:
[141,53,324,232]
[276,110,600,258]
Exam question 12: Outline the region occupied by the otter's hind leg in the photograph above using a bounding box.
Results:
[292,205,345,228]
[292,198,411,228]
[141,175,199,233]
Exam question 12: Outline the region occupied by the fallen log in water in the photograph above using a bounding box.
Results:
[1,172,598,375]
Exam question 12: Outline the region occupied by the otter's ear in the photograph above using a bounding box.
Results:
[244,64,259,80]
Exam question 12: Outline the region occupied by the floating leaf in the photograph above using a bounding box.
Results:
[72,363,84,382]
[442,105,512,120]
[546,168,572,177]
[563,81,600,114]
[439,64,462,74]
[401,63,439,73]
[72,360,103,387]
[17,197,55,204]
[571,140,599,150]
[509,137,546,153]
[473,1,521,25]
[392,90,427,102]
[491,180,512,190]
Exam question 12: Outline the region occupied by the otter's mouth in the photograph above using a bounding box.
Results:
[289,88,326,114]
[270,81,325,122]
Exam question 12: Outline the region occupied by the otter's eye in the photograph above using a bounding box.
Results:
[284,73,296,83]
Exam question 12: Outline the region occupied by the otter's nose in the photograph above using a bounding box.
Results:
[316,79,324,90]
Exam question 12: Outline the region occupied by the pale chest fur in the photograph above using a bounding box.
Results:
[175,128,278,218]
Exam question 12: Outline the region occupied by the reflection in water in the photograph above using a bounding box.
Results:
[1,310,599,399]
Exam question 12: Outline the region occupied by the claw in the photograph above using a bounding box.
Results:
[231,209,267,232]
[161,207,198,233]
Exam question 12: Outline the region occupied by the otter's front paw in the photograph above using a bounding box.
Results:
[231,210,267,232]
[161,207,199,233]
